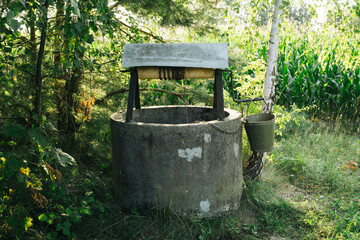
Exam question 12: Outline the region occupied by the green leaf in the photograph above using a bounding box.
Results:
[19,0,25,7]
[24,217,33,231]
[86,34,94,44]
[56,223,62,231]
[6,11,15,22]
[282,0,290,7]
[10,1,24,14]
[74,59,81,68]
[0,141,16,146]
[72,215,82,224]
[10,19,21,32]
[38,214,48,222]
[71,0,81,17]
[65,61,71,70]
[28,128,50,147]
[53,148,76,167]
[2,124,26,140]
[47,212,55,224]
[83,208,92,215]
[74,22,83,33]
[65,208,72,215]
[63,220,71,235]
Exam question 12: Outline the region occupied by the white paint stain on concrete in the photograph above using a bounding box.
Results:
[200,199,210,212]
[234,143,239,158]
[178,147,202,162]
[204,133,211,143]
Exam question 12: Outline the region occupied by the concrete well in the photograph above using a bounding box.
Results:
[111,105,242,218]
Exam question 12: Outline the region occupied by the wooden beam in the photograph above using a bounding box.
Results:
[137,67,213,80]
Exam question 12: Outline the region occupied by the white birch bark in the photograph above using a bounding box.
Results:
[244,0,283,180]
[263,0,282,113]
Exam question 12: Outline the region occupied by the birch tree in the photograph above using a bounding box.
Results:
[244,0,283,180]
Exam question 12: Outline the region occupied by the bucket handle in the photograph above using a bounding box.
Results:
[244,98,271,118]
[224,69,268,117]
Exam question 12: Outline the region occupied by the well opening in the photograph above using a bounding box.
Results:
[113,106,230,124]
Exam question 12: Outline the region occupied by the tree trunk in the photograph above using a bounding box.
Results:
[57,0,82,133]
[62,61,82,133]
[54,0,68,131]
[34,0,49,117]
[244,0,282,181]
[30,10,37,63]
[29,8,37,110]
[54,0,64,66]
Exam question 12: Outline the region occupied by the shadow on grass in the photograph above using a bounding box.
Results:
[72,176,307,240]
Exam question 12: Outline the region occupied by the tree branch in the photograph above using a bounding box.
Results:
[117,20,165,43]
[110,2,122,11]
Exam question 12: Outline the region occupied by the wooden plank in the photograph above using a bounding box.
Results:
[137,67,214,80]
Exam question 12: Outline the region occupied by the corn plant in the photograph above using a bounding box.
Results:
[275,27,360,132]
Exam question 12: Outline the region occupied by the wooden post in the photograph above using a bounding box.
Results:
[214,69,224,120]
[126,68,138,122]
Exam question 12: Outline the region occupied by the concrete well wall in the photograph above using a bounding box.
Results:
[111,106,243,217]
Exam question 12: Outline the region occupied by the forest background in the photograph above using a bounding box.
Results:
[1,0,360,239]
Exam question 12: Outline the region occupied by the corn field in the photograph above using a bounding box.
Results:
[275,25,360,131]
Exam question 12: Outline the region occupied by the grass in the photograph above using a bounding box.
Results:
[50,112,358,240]
[269,120,360,239]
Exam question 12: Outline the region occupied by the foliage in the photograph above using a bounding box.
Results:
[0,119,114,239]
[0,119,61,237]
[121,0,197,27]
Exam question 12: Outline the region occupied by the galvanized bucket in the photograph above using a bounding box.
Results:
[242,113,276,153]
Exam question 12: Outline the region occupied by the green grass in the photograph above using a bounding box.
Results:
[270,120,360,239]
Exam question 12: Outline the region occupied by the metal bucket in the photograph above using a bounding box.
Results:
[242,113,276,153]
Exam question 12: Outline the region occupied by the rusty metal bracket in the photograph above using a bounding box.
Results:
[225,69,264,103]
